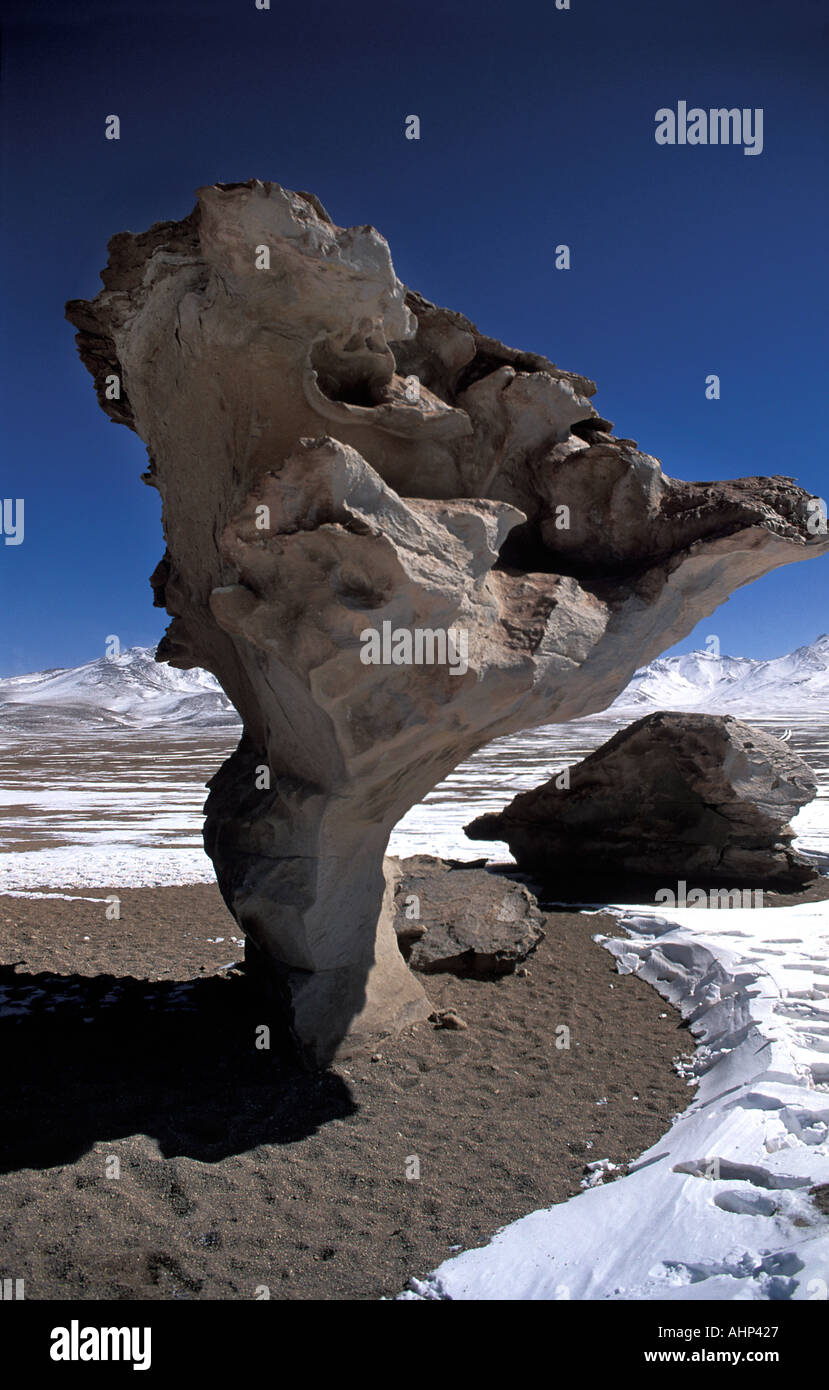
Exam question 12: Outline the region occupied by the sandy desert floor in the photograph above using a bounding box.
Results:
[0,882,692,1300]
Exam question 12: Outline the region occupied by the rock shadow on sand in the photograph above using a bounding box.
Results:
[0,965,355,1172]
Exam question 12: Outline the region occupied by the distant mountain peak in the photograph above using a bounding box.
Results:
[612,635,829,715]
[3,638,827,733]
[0,645,241,732]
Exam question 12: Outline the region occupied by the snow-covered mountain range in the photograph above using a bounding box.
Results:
[1,636,828,735]
[610,634,829,716]
[0,647,240,732]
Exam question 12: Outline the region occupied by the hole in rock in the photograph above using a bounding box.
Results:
[495,519,563,575]
[309,335,392,409]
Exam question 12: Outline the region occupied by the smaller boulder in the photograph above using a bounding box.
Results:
[391,855,545,975]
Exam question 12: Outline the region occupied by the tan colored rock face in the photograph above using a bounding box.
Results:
[66,180,829,1064]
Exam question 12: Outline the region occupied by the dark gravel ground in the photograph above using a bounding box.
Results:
[0,880,693,1300]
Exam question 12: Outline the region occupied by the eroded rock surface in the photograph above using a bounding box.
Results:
[391,856,544,975]
[467,712,819,893]
[66,180,829,1062]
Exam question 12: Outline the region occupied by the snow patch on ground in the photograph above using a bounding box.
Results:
[0,845,218,892]
[402,899,829,1301]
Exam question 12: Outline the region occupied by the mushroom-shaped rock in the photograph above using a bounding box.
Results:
[66,180,829,1062]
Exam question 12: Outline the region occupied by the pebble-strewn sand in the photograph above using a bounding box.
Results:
[0,883,691,1300]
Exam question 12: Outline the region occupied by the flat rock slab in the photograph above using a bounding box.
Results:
[391,856,544,975]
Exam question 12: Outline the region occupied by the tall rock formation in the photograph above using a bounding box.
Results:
[66,180,829,1062]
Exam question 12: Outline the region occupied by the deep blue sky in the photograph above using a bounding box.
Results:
[1,0,827,675]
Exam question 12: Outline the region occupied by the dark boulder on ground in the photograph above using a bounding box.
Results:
[390,856,545,975]
[466,712,819,895]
